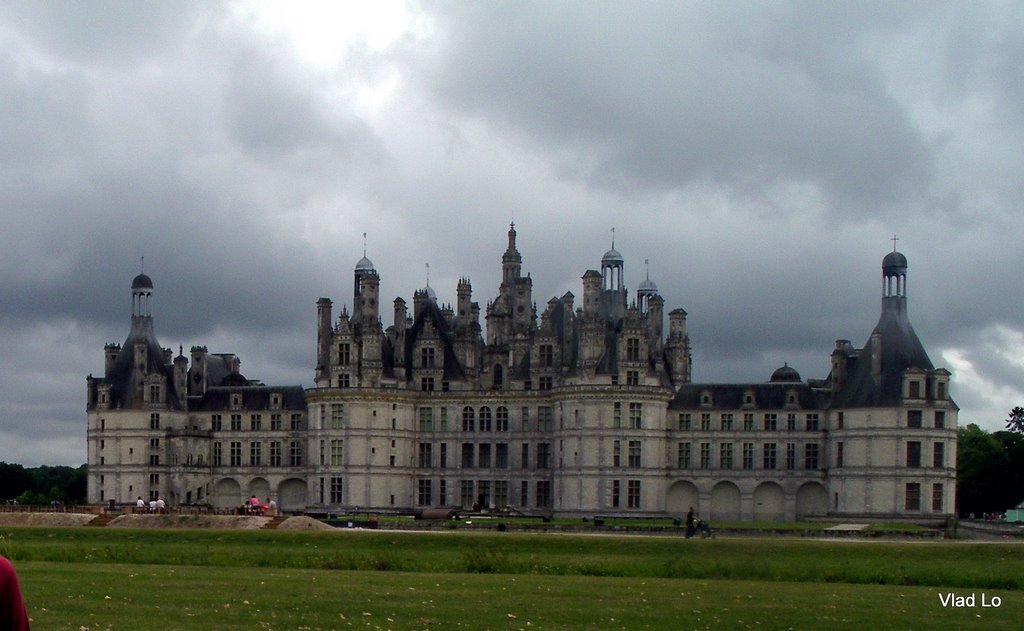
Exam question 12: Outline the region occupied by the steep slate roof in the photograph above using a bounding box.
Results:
[106,315,182,410]
[403,299,467,382]
[831,295,933,408]
[670,382,829,411]
[191,385,306,412]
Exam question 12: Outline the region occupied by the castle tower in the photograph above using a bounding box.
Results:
[502,223,522,286]
[352,236,380,325]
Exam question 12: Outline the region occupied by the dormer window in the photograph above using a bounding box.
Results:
[338,343,351,366]
[271,393,281,409]
[909,380,921,399]
[700,391,712,406]
[231,393,242,409]
[149,385,161,403]
[936,381,946,400]
[421,346,436,368]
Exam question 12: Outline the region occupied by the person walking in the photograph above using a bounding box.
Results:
[1,555,30,630]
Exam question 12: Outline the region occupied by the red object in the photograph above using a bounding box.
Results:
[0,556,30,630]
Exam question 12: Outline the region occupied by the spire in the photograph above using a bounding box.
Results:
[502,223,523,284]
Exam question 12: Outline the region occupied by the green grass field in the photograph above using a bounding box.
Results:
[5,527,1023,630]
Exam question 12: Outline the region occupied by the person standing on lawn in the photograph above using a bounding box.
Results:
[0,555,30,630]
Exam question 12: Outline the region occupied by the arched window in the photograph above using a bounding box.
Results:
[462,406,475,432]
[493,364,504,389]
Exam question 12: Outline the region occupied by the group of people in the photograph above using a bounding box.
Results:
[684,507,714,539]
[242,495,276,516]
[134,496,166,513]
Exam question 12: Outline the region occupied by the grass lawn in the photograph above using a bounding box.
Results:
[6,528,1023,630]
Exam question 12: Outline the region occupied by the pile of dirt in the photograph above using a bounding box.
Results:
[107,514,271,529]
[0,513,98,527]
[275,516,335,531]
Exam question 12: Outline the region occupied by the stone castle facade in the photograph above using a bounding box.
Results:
[87,226,957,520]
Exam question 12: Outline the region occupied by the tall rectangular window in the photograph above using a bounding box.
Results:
[907,410,922,428]
[270,414,281,431]
[330,477,343,503]
[613,440,621,467]
[678,442,692,468]
[907,441,922,468]
[211,414,222,431]
[611,479,620,508]
[905,482,921,511]
[836,441,844,467]
[805,414,820,431]
[786,443,796,470]
[462,407,475,432]
[908,380,920,399]
[250,441,262,466]
[331,439,344,466]
[538,407,553,431]
[231,414,242,431]
[720,443,733,469]
[763,414,778,431]
[479,407,492,432]
[521,443,529,469]
[763,443,777,469]
[418,407,433,432]
[742,442,754,469]
[230,441,242,467]
[496,407,509,431]
[331,404,344,429]
[627,480,641,509]
[440,443,448,468]
[934,411,946,429]
[461,443,474,468]
[699,443,711,469]
[494,480,508,508]
[495,443,509,468]
[478,443,491,468]
[933,442,944,468]
[290,414,303,430]
[613,402,622,428]
[338,343,351,366]
[150,413,160,430]
[625,370,639,386]
[743,414,754,431]
[932,483,944,512]
[678,413,692,431]
[537,443,551,469]
[417,479,432,506]
[421,377,434,391]
[520,480,528,507]
[700,414,711,430]
[250,414,262,431]
[420,346,435,368]
[539,344,554,367]
[804,444,819,469]
[787,414,796,431]
[628,440,642,467]
[720,414,734,431]
[269,441,281,466]
[289,440,303,466]
[460,481,475,507]
[536,481,552,508]
[626,338,640,362]
[628,402,642,429]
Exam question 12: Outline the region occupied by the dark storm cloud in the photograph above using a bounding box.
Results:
[410,1,931,211]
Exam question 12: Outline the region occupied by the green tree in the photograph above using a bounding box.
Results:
[1006,406,1024,433]
[956,424,1009,516]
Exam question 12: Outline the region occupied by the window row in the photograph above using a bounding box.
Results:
[677,442,821,470]
[212,441,303,467]
[210,414,305,432]
[677,412,821,432]
[905,482,945,512]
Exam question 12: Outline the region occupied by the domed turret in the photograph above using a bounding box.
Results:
[355,255,375,273]
[882,251,907,274]
[601,247,624,265]
[770,363,801,383]
[131,273,153,290]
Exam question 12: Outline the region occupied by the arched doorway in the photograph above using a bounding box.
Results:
[249,477,271,503]
[278,478,307,512]
[666,480,699,517]
[753,482,785,521]
[213,478,241,510]
[710,481,740,521]
[796,482,828,519]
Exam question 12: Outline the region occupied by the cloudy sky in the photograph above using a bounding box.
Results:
[1,1,1022,467]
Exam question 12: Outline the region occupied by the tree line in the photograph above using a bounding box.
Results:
[0,462,86,505]
[956,418,1024,518]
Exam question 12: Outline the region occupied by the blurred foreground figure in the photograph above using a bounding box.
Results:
[0,555,30,630]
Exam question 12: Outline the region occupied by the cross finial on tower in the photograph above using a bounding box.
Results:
[363,232,367,257]
[425,262,430,287]
[140,256,144,274]
[611,227,616,249]
[891,234,899,251]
